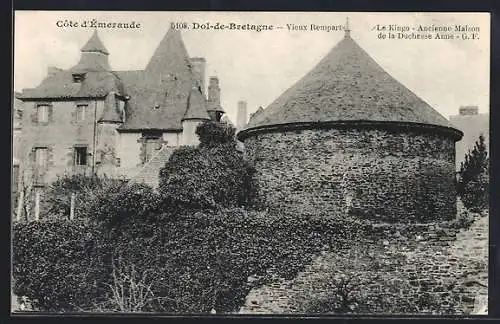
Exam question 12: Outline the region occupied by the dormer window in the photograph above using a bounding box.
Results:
[72,73,86,83]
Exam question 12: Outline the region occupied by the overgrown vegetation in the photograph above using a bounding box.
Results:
[457,134,489,212]
[159,120,257,210]
[15,120,359,313]
[12,120,480,314]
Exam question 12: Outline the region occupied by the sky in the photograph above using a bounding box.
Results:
[14,11,490,124]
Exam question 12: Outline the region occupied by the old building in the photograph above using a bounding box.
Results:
[449,106,489,170]
[12,92,23,214]
[237,26,463,222]
[16,28,225,220]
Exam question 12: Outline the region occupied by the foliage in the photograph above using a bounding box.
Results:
[457,134,489,211]
[78,182,162,229]
[12,205,365,313]
[158,121,257,210]
[108,208,365,313]
[44,173,126,220]
[195,120,236,148]
[12,220,112,312]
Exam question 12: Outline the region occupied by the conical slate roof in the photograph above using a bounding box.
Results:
[245,33,456,132]
[81,30,109,54]
[183,86,210,120]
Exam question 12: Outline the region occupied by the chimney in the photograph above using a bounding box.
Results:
[190,57,206,93]
[208,77,220,106]
[459,106,479,116]
[237,100,248,129]
[47,66,62,77]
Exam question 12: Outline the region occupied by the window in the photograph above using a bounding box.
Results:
[141,130,163,164]
[34,147,48,168]
[74,147,87,166]
[76,104,87,122]
[37,105,49,123]
[72,73,86,83]
[144,140,163,163]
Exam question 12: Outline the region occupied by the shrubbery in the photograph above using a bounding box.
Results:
[159,121,257,210]
[12,220,111,311]
[12,206,365,312]
[44,173,125,220]
[457,134,489,212]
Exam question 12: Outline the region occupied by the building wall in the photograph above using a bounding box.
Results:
[449,113,489,170]
[95,122,120,178]
[181,120,203,146]
[162,132,181,147]
[19,100,105,188]
[243,127,457,223]
[117,132,142,178]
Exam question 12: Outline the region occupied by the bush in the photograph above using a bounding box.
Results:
[44,174,125,220]
[79,182,162,229]
[12,220,111,312]
[159,121,257,210]
[107,208,365,313]
[195,120,236,148]
[13,206,364,313]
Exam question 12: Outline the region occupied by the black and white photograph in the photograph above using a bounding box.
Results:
[11,11,490,315]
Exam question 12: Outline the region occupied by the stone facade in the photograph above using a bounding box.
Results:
[19,100,106,187]
[244,126,457,222]
[240,211,488,315]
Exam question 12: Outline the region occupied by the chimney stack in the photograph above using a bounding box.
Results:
[459,106,479,116]
[208,77,220,106]
[207,77,225,122]
[190,57,206,93]
[237,100,248,129]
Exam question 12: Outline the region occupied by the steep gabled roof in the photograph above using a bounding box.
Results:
[145,28,192,73]
[19,70,123,99]
[246,33,456,131]
[19,31,121,100]
[18,27,214,131]
[119,28,197,131]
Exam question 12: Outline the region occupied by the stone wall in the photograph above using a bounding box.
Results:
[244,127,457,222]
[239,211,488,315]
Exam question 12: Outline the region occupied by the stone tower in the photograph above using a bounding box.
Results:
[237,27,463,222]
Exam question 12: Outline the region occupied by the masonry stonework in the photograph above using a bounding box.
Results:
[244,127,457,222]
[240,212,488,315]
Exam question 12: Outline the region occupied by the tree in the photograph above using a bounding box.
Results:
[159,120,257,210]
[457,134,489,211]
[195,120,236,148]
